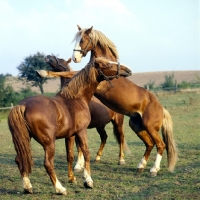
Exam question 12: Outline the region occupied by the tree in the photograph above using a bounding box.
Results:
[160,73,175,89]
[144,80,155,90]
[0,74,18,107]
[17,52,50,94]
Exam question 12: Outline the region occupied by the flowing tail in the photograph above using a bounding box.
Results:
[8,105,33,175]
[162,108,178,172]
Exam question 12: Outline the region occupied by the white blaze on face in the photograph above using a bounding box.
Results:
[72,35,82,63]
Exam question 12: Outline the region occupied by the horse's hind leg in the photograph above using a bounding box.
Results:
[145,125,166,176]
[129,115,155,173]
[65,137,76,183]
[43,142,67,195]
[95,125,107,162]
[74,136,85,172]
[143,108,166,176]
[111,113,126,165]
[14,149,33,194]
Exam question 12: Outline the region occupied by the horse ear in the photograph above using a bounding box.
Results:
[85,26,93,35]
[77,25,81,30]
[67,58,72,63]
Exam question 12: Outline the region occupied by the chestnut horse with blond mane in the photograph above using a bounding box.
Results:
[44,25,178,176]
[72,25,178,176]
[44,55,129,169]
[8,57,132,195]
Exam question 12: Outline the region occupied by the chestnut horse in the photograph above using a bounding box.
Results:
[71,25,178,176]
[8,57,132,195]
[44,55,128,169]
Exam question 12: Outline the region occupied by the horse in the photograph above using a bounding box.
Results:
[7,57,132,195]
[44,55,129,169]
[70,25,178,176]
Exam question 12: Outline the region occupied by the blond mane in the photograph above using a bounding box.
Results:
[73,28,119,60]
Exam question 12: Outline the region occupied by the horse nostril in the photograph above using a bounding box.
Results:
[74,58,77,63]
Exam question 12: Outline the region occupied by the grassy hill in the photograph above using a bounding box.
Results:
[5,70,200,93]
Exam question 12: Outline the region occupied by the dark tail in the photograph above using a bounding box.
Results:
[8,105,33,175]
[162,108,178,172]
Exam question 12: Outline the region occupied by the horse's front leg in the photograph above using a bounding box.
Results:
[74,136,85,172]
[77,130,93,189]
[22,174,33,194]
[65,137,77,183]
[44,142,67,195]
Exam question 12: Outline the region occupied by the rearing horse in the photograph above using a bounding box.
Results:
[71,25,178,176]
[8,57,132,195]
[44,55,129,169]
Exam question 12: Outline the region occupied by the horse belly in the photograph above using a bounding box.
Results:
[88,99,113,128]
[94,92,132,116]
[95,78,147,116]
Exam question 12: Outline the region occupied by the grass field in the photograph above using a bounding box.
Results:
[0,91,200,200]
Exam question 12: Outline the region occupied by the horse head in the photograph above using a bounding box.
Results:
[72,25,94,63]
[72,25,119,64]
[45,55,71,72]
[93,57,132,82]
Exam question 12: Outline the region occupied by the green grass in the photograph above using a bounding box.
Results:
[0,92,200,199]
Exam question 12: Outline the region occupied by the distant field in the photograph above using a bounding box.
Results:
[5,70,200,93]
[0,91,200,199]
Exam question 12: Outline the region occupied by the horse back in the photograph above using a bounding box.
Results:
[18,95,90,139]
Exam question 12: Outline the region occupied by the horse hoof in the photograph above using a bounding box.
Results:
[118,160,126,165]
[24,187,33,194]
[150,172,157,177]
[61,189,67,195]
[68,178,77,185]
[36,70,48,77]
[57,189,67,195]
[94,159,100,163]
[84,181,93,189]
[137,168,144,173]
[62,191,67,195]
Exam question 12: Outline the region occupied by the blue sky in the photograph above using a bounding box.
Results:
[0,0,199,76]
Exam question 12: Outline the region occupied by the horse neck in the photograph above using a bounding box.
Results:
[60,77,69,88]
[90,45,117,62]
[59,67,100,105]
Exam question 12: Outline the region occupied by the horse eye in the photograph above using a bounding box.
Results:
[61,59,64,62]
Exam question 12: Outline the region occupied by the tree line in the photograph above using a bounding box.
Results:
[144,73,200,91]
[0,52,200,107]
[0,52,50,107]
